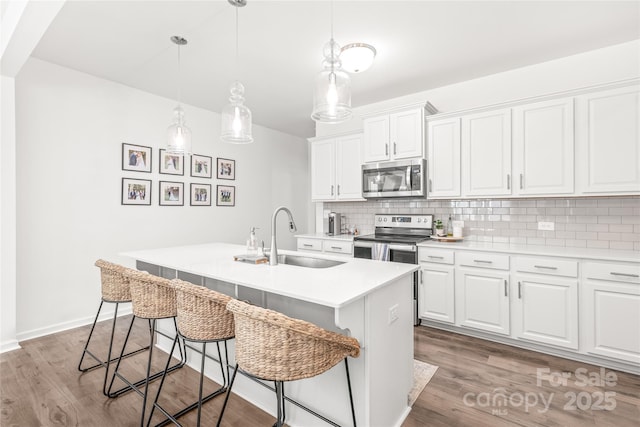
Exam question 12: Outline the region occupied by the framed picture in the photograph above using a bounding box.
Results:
[122,178,151,205]
[122,143,152,173]
[159,181,184,206]
[216,185,235,207]
[190,183,212,206]
[159,149,184,175]
[216,157,235,180]
[191,154,212,178]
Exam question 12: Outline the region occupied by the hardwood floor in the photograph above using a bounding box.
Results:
[1,316,639,426]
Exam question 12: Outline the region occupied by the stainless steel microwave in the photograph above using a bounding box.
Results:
[362,159,426,199]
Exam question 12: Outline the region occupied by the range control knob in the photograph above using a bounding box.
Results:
[417,218,422,223]
[378,217,382,222]
[383,217,388,222]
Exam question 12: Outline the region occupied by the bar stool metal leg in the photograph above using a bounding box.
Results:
[78,300,150,396]
[216,363,239,427]
[149,340,230,427]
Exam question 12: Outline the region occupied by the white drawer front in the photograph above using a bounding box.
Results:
[419,248,454,265]
[323,240,353,255]
[457,251,509,270]
[515,256,578,278]
[583,261,640,284]
[297,238,322,252]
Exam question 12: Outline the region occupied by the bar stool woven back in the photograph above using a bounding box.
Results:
[173,279,235,342]
[94,259,131,302]
[148,279,236,426]
[228,299,360,381]
[127,270,176,320]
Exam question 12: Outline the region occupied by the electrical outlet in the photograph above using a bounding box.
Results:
[538,221,555,231]
[452,220,464,228]
[388,304,399,324]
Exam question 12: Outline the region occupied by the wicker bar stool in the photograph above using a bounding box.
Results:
[217,299,361,427]
[147,279,235,427]
[108,269,186,427]
[78,259,150,396]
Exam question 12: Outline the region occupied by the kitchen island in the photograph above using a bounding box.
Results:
[122,242,418,427]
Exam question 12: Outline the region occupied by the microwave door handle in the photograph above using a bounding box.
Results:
[406,166,411,190]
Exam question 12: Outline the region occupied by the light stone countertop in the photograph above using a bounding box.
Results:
[122,242,416,308]
[417,240,640,263]
[295,233,355,241]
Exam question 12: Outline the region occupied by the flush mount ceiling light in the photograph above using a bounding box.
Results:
[311,0,352,124]
[166,36,192,156]
[340,43,377,73]
[221,0,253,144]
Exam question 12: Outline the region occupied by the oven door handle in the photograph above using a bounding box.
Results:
[353,241,416,252]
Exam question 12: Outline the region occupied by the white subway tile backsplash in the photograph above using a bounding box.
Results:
[326,196,640,251]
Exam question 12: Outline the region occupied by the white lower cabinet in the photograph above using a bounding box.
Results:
[456,266,510,336]
[581,261,640,364]
[418,248,455,324]
[296,237,352,257]
[512,273,578,350]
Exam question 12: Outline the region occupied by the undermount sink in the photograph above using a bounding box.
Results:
[272,254,345,269]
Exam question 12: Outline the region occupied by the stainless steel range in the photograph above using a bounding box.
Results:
[353,214,433,325]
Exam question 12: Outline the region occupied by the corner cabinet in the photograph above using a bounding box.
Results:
[363,107,424,163]
[310,133,364,202]
[575,85,640,194]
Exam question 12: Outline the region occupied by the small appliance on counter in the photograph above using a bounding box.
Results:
[327,212,342,236]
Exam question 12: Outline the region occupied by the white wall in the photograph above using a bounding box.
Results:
[14,58,309,340]
[1,75,19,352]
[316,40,640,137]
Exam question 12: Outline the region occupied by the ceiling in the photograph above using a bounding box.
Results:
[30,0,640,138]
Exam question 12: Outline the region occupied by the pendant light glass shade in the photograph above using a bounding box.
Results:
[311,39,352,123]
[166,105,192,155]
[166,36,191,156]
[221,81,253,144]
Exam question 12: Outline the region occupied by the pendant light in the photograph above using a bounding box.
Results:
[221,0,253,144]
[166,36,192,156]
[311,0,352,124]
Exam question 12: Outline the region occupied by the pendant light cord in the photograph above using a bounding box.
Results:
[177,44,182,104]
[235,6,239,77]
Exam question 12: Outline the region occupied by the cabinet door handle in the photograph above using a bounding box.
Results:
[331,185,334,196]
[385,144,389,156]
[393,142,397,155]
[518,281,522,299]
[474,259,493,264]
[534,265,558,270]
[337,185,341,196]
[420,270,423,284]
[520,174,524,190]
[507,174,511,190]
[504,280,508,297]
[428,255,444,259]
[610,272,639,278]
[428,179,432,193]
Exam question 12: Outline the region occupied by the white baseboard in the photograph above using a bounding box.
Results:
[0,340,21,354]
[15,305,133,343]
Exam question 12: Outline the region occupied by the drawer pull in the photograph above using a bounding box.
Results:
[330,246,342,250]
[534,265,558,270]
[504,280,508,297]
[303,244,314,248]
[518,281,522,299]
[428,255,444,259]
[610,272,639,278]
[474,259,493,264]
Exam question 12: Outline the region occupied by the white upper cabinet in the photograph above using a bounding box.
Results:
[310,133,364,202]
[513,98,575,195]
[363,107,424,163]
[310,138,335,201]
[461,108,512,197]
[335,134,364,200]
[427,117,461,198]
[575,85,640,194]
